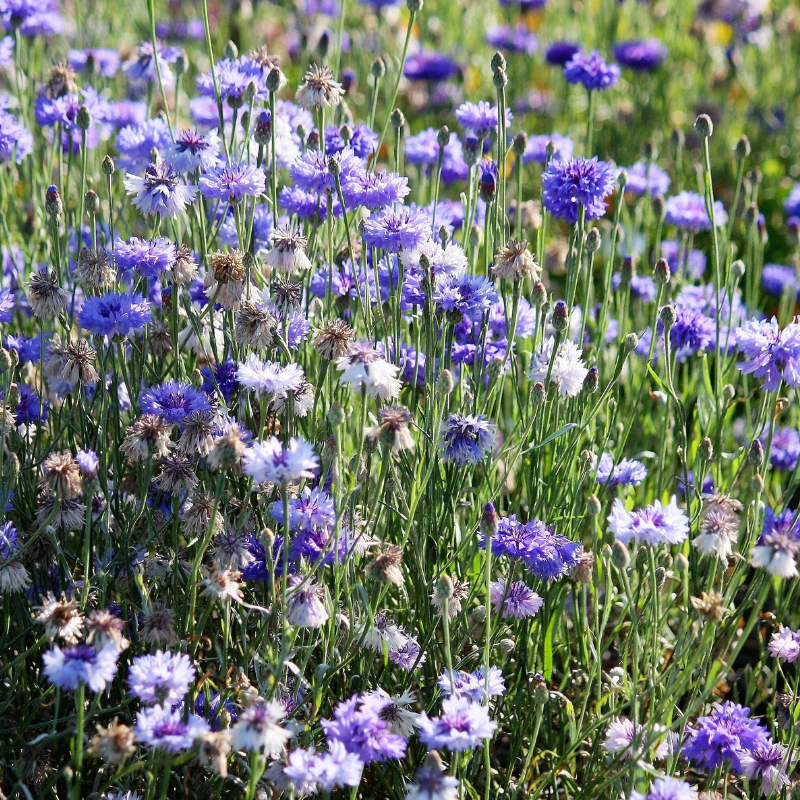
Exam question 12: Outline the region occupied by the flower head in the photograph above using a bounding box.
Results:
[199,162,266,204]
[542,157,616,224]
[417,696,497,752]
[128,651,195,706]
[439,413,496,465]
[664,191,727,230]
[527,337,589,398]
[243,436,318,485]
[563,50,620,90]
[124,161,197,218]
[335,342,402,401]
[79,292,152,338]
[43,643,118,692]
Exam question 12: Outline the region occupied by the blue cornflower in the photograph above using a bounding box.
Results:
[195,692,238,730]
[220,204,274,254]
[0,287,13,321]
[439,413,496,465]
[124,161,198,218]
[735,317,800,391]
[345,170,410,211]
[522,132,574,165]
[417,696,496,752]
[664,191,727,230]
[763,426,800,471]
[196,57,265,106]
[115,117,173,173]
[438,666,506,702]
[104,99,147,130]
[34,86,109,152]
[563,50,620,90]
[0,520,20,559]
[322,694,407,764]
[289,147,364,195]
[272,486,336,532]
[128,650,196,705]
[235,355,304,399]
[542,157,616,224]
[619,161,671,197]
[140,380,213,425]
[455,101,512,139]
[166,128,222,173]
[114,237,177,281]
[614,38,667,71]
[668,307,716,362]
[1,0,61,36]
[67,47,120,76]
[612,272,657,302]
[43,643,119,692]
[201,358,238,403]
[134,704,210,753]
[545,40,580,66]
[761,264,800,300]
[0,108,33,163]
[594,453,648,487]
[15,383,47,424]
[79,292,152,338]
[486,24,538,55]
[0,36,12,67]
[199,161,266,204]
[403,51,457,82]
[279,185,340,220]
[122,40,182,86]
[363,207,432,253]
[784,183,800,217]
[661,240,706,280]
[3,332,48,364]
[325,122,378,160]
[433,271,498,321]
[682,702,769,772]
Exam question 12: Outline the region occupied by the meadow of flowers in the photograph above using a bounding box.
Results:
[3,0,800,797]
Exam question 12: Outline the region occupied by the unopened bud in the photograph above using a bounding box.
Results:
[552,300,569,331]
[390,108,406,130]
[731,259,745,280]
[76,104,91,130]
[327,156,341,177]
[659,304,677,329]
[698,437,714,461]
[671,127,685,148]
[585,227,601,253]
[0,348,10,372]
[175,51,188,76]
[254,111,271,145]
[435,574,454,603]
[751,474,764,493]
[723,384,736,401]
[469,225,482,249]
[579,449,593,472]
[735,135,751,160]
[747,439,764,468]
[674,552,689,573]
[611,540,630,569]
[583,365,599,393]
[436,369,455,396]
[45,185,62,217]
[490,51,506,73]
[620,255,635,284]
[531,282,547,307]
[643,139,657,161]
[652,194,665,219]
[85,190,99,215]
[623,332,639,352]
[102,155,116,175]
[617,169,628,190]
[224,40,238,60]
[266,67,282,93]
[492,67,508,88]
[695,114,713,137]
[586,494,602,516]
[190,368,203,388]
[436,125,450,149]
[481,502,499,538]
[653,257,671,285]
[512,131,527,156]
[371,57,385,79]
[328,402,346,427]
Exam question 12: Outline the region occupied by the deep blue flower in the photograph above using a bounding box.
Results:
[115,237,177,281]
[14,383,47,424]
[455,101,512,139]
[325,122,378,160]
[439,413,497,465]
[140,380,213,425]
[79,292,152,338]
[735,317,800,391]
[563,51,620,90]
[619,161,671,197]
[613,38,667,71]
[290,147,364,196]
[486,24,538,55]
[0,108,33,163]
[363,207,432,253]
[403,51,457,82]
[115,117,173,173]
[433,271,498,321]
[345,169,410,211]
[545,40,580,66]
[542,157,616,224]
[762,426,800,471]
[522,133,574,165]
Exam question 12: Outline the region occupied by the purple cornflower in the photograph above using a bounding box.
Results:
[76,448,99,478]
[406,754,460,800]
[784,183,800,217]
[522,133,574,165]
[608,496,689,546]
[0,520,19,559]
[243,435,318,485]
[134,704,210,752]
[682,702,770,772]
[105,99,147,130]
[79,292,152,338]
[325,122,378,160]
[603,717,670,761]
[750,507,800,578]
[1,0,61,36]
[545,40,580,66]
[439,413,496,465]
[280,185,338,220]
[230,700,292,756]
[432,271,498,321]
[166,128,222,173]
[128,650,195,705]
[67,47,120,77]
[563,50,620,90]
[43,643,118,692]
[417,696,497,752]
[633,777,698,800]
[389,635,425,670]
[593,453,648,487]
[762,426,800,470]
[404,51,457,82]
[202,358,238,403]
[0,109,33,163]
[405,130,468,184]
[491,578,543,619]
[124,161,198,218]
[287,575,329,627]
[289,146,364,195]
[114,237,177,281]
[735,317,800,391]
[667,307,716,362]
[115,117,173,173]
[272,486,335,532]
[664,191,727,230]
[195,57,267,106]
[282,741,363,794]
[345,170,410,211]
[235,355,304,399]
[541,157,616,224]
[437,667,505,703]
[322,694,408,764]
[123,40,182,86]
[761,264,800,300]
[620,161,671,197]
[486,24,538,55]
[363,207,432,253]
[612,272,657,302]
[768,626,800,662]
[15,384,47,424]
[740,740,792,796]
[613,39,668,71]
[455,101,513,138]
[199,162,266,204]
[140,381,212,425]
[661,240,707,280]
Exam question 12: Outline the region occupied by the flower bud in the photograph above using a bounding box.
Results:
[695,113,713,137]
[0,348,11,372]
[552,300,569,331]
[671,127,685,148]
[490,51,506,73]
[735,135,751,159]
[175,50,188,76]
[481,502,499,539]
[328,402,346,427]
[674,552,689,573]
[751,474,764,493]
[224,40,238,60]
[339,124,352,146]
[532,382,546,405]
[747,439,764,468]
[498,638,515,652]
[586,494,602,516]
[102,155,116,175]
[327,156,341,177]
[531,282,547,307]
[438,225,449,245]
[585,227,601,253]
[617,169,628,190]
[371,57,386,79]
[190,368,203,388]
[579,449,593,473]
[620,254,635,284]
[652,194,665,219]
[469,225,482,249]
[306,129,320,150]
[659,304,677,329]
[85,190,100,215]
[492,67,508,88]
[723,384,736,401]
[435,574,454,603]
[266,67,282,93]
[643,139,657,161]
[623,332,639,352]
[512,131,527,156]
[731,259,745,280]
[698,437,714,461]
[611,540,630,569]
[45,185,62,217]
[583,365,599,393]
[406,0,423,10]
[436,369,455,396]
[76,104,91,130]
[254,111,271,145]
[436,125,450,149]
[653,257,671,285]
[532,674,549,704]
[390,108,405,131]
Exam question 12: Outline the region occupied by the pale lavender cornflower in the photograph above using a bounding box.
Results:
[490,578,543,619]
[768,626,800,662]
[406,752,460,800]
[127,650,195,705]
[198,162,266,204]
[593,453,648,488]
[740,740,792,796]
[281,741,363,794]
[76,448,99,478]
[362,207,432,253]
[437,667,505,703]
[134,704,210,752]
[631,777,698,800]
[602,717,669,760]
[664,191,727,231]
[389,636,425,671]
[230,700,291,756]
[454,100,512,139]
[124,161,198,218]
[608,496,689,546]
[243,436,318,485]
[619,161,671,197]
[166,128,222,173]
[235,354,304,399]
[735,316,800,391]
[43,643,119,692]
[527,338,589,398]
[286,575,329,627]
[335,341,402,401]
[417,696,497,751]
[438,413,496,465]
